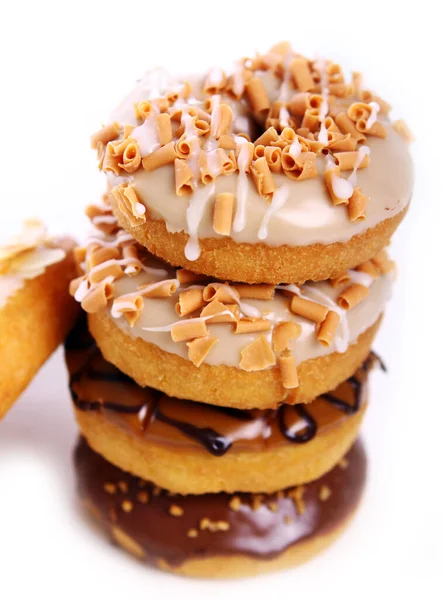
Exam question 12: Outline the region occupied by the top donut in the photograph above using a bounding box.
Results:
[91,42,413,284]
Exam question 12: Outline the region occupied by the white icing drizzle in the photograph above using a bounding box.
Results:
[222,285,261,319]
[348,269,373,288]
[258,185,289,240]
[131,115,160,157]
[332,176,354,201]
[289,137,302,158]
[366,101,380,131]
[142,311,232,333]
[233,138,251,233]
[74,278,91,302]
[206,149,222,178]
[348,145,371,187]
[326,154,354,201]
[184,182,215,261]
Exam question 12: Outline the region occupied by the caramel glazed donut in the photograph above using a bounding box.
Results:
[90,42,413,285]
[66,318,381,495]
[70,213,394,409]
[0,221,79,419]
[75,435,366,578]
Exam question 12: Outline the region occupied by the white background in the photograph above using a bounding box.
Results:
[0,1,442,598]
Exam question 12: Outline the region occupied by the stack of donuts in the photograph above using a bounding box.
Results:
[68,42,413,578]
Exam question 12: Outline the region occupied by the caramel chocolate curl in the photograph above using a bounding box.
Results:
[214,104,233,139]
[317,311,341,347]
[290,57,315,92]
[213,193,234,236]
[156,114,173,146]
[251,157,276,199]
[245,77,270,114]
[239,335,276,372]
[290,296,328,323]
[171,319,209,343]
[255,127,279,147]
[329,272,351,287]
[282,151,317,181]
[234,283,275,300]
[81,280,113,313]
[175,288,206,317]
[337,284,369,310]
[90,122,120,149]
[393,119,414,143]
[142,142,177,172]
[372,250,395,274]
[88,246,120,268]
[187,336,218,367]
[200,300,239,323]
[278,351,299,389]
[234,318,271,334]
[327,132,357,152]
[112,295,143,328]
[348,187,368,222]
[272,321,302,353]
[334,151,370,171]
[139,279,179,298]
[119,141,141,173]
[203,283,239,304]
[174,159,194,196]
[335,113,366,142]
[88,260,123,284]
[356,118,387,138]
[112,184,146,227]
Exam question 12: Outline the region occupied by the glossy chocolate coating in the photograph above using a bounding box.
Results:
[75,438,366,566]
[65,319,375,456]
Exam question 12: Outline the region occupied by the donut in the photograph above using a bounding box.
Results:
[0,222,79,418]
[90,42,413,284]
[71,214,393,408]
[75,436,366,578]
[66,318,377,494]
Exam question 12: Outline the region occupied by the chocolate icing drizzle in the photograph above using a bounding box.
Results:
[65,320,380,457]
[75,437,367,567]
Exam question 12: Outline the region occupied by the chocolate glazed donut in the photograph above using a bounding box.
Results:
[74,437,367,577]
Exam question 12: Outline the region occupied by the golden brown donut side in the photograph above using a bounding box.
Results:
[88,311,381,408]
[111,194,408,284]
[75,404,364,494]
[0,241,79,418]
